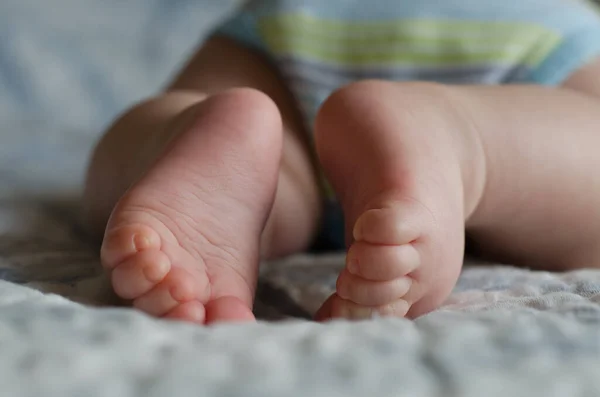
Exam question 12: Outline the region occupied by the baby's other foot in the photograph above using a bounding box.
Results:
[314,81,482,320]
[100,89,282,324]
[322,196,462,320]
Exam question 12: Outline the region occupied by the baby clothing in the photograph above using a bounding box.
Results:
[213,0,600,249]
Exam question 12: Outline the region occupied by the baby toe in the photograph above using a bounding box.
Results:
[165,267,209,303]
[347,241,420,281]
[353,205,421,245]
[336,268,412,306]
[330,294,411,320]
[111,249,170,299]
[133,265,210,318]
[133,280,180,316]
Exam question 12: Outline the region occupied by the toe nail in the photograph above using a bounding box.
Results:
[133,234,152,252]
[352,217,364,242]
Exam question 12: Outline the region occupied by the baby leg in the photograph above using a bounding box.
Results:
[84,37,321,324]
[460,61,600,271]
[314,62,600,320]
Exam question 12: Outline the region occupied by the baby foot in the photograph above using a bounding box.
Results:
[100,89,282,324]
[321,195,464,320]
[314,81,475,321]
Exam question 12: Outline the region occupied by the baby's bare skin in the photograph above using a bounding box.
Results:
[84,36,600,324]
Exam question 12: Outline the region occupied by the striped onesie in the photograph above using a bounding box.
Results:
[213,0,600,248]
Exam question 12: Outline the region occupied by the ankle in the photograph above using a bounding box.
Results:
[443,87,488,223]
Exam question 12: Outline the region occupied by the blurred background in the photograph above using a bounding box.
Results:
[0,0,241,198]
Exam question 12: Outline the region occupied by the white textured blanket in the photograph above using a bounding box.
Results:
[2,262,600,396]
[1,1,600,395]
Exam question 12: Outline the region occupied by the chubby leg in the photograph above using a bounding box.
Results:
[459,59,600,270]
[84,37,321,324]
[314,59,600,319]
